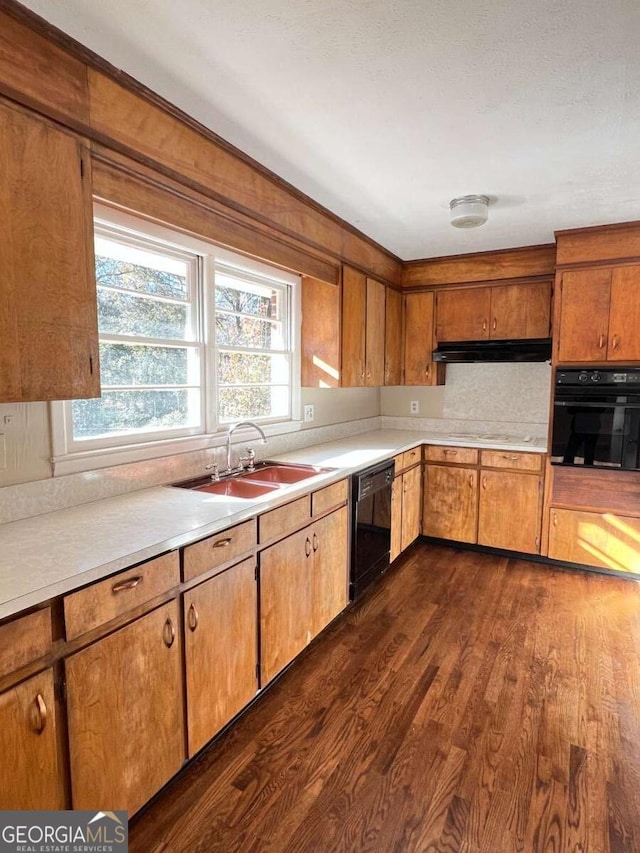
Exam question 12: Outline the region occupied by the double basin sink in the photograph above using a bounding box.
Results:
[172,461,334,499]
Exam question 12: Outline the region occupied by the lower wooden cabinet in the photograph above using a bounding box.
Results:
[390,476,403,561]
[0,668,64,809]
[260,506,348,685]
[184,558,258,757]
[400,465,422,551]
[478,470,542,553]
[548,508,640,574]
[423,464,478,543]
[66,600,184,815]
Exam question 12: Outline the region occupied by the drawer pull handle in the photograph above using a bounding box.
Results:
[188,603,199,632]
[111,576,143,594]
[305,537,312,558]
[32,693,47,734]
[444,449,457,455]
[213,538,232,549]
[163,618,176,648]
[312,533,319,552]
[501,454,520,461]
[468,475,474,488]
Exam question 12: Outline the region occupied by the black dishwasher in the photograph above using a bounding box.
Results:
[350,459,394,600]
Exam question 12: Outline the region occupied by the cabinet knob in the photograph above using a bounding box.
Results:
[481,476,487,490]
[492,318,497,331]
[305,537,312,558]
[598,334,606,350]
[611,335,619,351]
[188,603,199,632]
[468,474,474,488]
[163,618,176,648]
[32,693,47,735]
[552,513,558,527]
[482,319,488,332]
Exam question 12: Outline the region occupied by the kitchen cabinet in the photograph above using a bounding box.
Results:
[556,265,640,363]
[390,449,423,561]
[259,506,348,685]
[0,669,64,809]
[384,287,403,385]
[0,98,99,403]
[301,275,341,388]
[547,508,640,574]
[423,446,543,553]
[435,282,551,343]
[66,600,184,814]
[341,266,386,387]
[184,557,258,757]
[404,291,443,386]
[423,464,478,543]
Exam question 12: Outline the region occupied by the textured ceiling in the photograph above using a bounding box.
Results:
[18,0,640,259]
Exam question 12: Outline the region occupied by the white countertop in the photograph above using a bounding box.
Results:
[0,428,546,620]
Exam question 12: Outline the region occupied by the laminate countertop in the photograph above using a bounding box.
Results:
[0,429,546,620]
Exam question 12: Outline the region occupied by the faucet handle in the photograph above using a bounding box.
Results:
[239,447,256,472]
[204,461,220,481]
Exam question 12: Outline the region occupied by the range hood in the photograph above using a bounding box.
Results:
[432,338,552,363]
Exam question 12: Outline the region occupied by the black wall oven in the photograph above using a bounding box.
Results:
[551,368,640,471]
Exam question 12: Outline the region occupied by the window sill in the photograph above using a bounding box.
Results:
[51,420,304,477]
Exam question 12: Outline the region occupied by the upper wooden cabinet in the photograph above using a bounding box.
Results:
[556,265,640,363]
[435,282,551,343]
[341,267,386,387]
[384,287,403,385]
[0,99,99,403]
[301,276,341,388]
[404,291,443,386]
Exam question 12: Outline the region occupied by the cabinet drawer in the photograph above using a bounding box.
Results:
[64,551,180,640]
[311,479,348,517]
[259,496,310,544]
[0,608,52,680]
[425,445,478,465]
[481,450,542,472]
[183,519,257,582]
[399,447,422,471]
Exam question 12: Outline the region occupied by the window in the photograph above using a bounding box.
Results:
[52,208,300,472]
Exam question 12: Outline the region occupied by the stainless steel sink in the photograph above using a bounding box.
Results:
[172,461,335,498]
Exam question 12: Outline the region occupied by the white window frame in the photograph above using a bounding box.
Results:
[51,205,302,476]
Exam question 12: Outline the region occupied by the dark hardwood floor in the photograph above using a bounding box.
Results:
[130,543,640,852]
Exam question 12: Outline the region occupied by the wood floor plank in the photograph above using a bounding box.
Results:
[129,543,640,853]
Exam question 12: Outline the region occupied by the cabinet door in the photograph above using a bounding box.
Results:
[301,276,341,387]
[548,508,640,573]
[260,527,312,684]
[341,266,366,387]
[404,291,438,385]
[184,558,258,757]
[0,669,64,809]
[557,269,611,362]
[66,601,184,815]
[390,476,403,562]
[435,287,491,342]
[0,100,99,402]
[423,465,478,543]
[310,506,348,638]
[365,278,385,386]
[490,282,551,340]
[477,471,541,554]
[608,265,640,361]
[401,465,422,551]
[384,287,403,385]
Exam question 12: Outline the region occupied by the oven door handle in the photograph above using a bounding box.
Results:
[554,400,640,408]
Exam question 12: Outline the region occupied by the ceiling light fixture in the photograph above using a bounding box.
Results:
[449,194,490,228]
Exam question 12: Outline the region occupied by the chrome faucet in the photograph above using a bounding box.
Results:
[225,421,267,473]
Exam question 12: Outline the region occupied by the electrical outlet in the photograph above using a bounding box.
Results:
[410,400,419,414]
[304,404,315,422]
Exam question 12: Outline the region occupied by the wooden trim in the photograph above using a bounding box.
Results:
[550,466,640,517]
[556,221,640,265]
[402,244,556,287]
[92,154,340,284]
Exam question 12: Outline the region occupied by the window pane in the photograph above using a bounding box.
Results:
[215,314,283,349]
[95,241,188,300]
[72,389,200,439]
[215,277,279,319]
[217,352,289,386]
[217,386,289,423]
[97,288,190,339]
[100,343,198,387]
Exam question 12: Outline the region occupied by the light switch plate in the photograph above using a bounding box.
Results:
[304,404,314,422]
